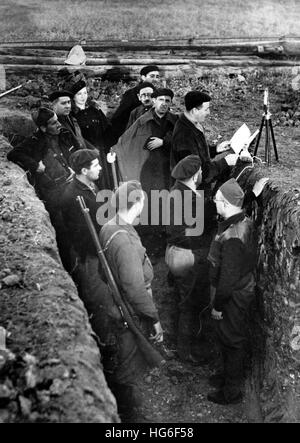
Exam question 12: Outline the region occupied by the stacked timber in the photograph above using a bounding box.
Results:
[0,37,300,77]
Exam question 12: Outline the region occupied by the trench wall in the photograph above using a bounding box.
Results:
[243,169,300,423]
[0,134,119,423]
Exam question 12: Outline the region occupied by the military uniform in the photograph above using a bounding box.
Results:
[110,84,142,139]
[100,216,160,413]
[207,211,256,402]
[7,128,82,270]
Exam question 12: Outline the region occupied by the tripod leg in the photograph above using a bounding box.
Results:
[254,117,265,157]
[269,119,279,161]
[265,118,270,165]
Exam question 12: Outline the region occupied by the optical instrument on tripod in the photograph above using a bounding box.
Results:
[253,88,279,166]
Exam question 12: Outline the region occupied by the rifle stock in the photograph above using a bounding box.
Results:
[76,196,165,369]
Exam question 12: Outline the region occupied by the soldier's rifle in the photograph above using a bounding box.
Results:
[76,195,165,369]
[0,80,32,100]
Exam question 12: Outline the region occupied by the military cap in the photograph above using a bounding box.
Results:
[48,90,73,102]
[111,180,144,210]
[219,178,244,207]
[171,155,202,180]
[152,88,174,99]
[69,149,99,174]
[140,65,160,76]
[185,91,211,111]
[31,107,55,128]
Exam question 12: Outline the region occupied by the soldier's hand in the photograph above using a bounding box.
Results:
[147,137,163,151]
[211,308,223,321]
[150,321,164,343]
[107,151,116,163]
[216,140,231,153]
[36,160,46,174]
[252,177,269,197]
[224,153,238,166]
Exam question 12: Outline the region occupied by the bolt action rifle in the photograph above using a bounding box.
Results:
[77,195,165,369]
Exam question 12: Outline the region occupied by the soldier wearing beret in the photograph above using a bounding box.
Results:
[126,82,156,130]
[165,155,213,364]
[171,90,238,185]
[207,178,257,405]
[7,107,83,271]
[49,90,95,151]
[111,65,161,139]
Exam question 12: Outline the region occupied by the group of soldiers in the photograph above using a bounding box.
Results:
[7,64,268,421]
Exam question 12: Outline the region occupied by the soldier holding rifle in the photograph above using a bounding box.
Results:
[100,181,164,421]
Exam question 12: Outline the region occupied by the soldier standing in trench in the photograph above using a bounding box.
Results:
[6,107,83,272]
[207,178,257,405]
[126,82,156,129]
[61,156,163,421]
[49,90,95,151]
[110,65,161,139]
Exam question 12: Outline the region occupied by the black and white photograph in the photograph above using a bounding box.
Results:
[0,0,299,426]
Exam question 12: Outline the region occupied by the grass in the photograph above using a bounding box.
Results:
[0,0,299,42]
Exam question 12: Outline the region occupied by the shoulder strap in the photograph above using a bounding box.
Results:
[103,229,128,252]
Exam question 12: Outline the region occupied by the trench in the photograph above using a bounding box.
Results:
[1,98,300,422]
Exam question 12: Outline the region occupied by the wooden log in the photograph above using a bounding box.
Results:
[0,54,271,66]
[3,59,300,77]
[0,37,288,52]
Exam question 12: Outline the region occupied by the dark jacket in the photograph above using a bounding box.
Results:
[166,180,216,251]
[7,128,81,211]
[207,211,256,312]
[110,84,141,139]
[126,104,152,130]
[72,103,116,150]
[72,104,117,189]
[60,178,102,259]
[100,216,159,324]
[58,114,95,150]
[171,113,229,185]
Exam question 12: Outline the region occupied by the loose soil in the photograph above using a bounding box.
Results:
[0,70,299,423]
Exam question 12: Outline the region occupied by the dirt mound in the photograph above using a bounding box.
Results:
[0,136,119,423]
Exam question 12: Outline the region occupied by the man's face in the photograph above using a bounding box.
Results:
[141,71,160,85]
[153,95,172,116]
[45,114,61,135]
[138,87,154,107]
[53,96,72,116]
[84,159,102,182]
[214,190,226,217]
[194,101,210,123]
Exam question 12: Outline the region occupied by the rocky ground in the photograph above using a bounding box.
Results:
[0,70,299,423]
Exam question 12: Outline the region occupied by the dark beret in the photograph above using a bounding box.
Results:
[48,90,73,102]
[111,180,144,210]
[31,107,55,128]
[69,149,99,174]
[136,82,156,94]
[70,79,87,96]
[171,155,202,180]
[219,178,244,207]
[152,88,174,99]
[140,65,160,76]
[185,91,211,111]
